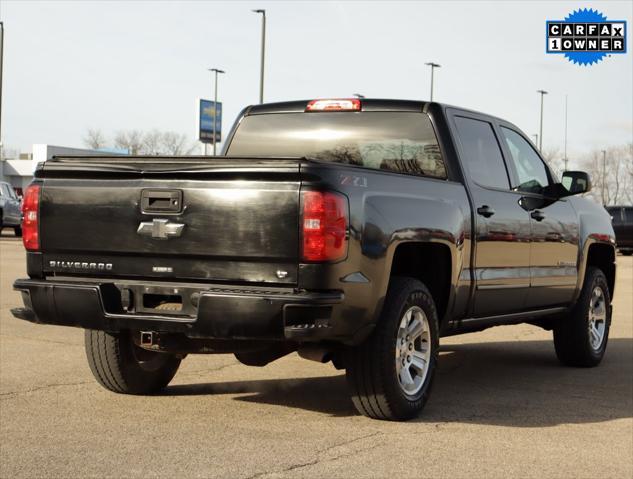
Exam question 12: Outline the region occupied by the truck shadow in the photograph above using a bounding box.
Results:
[164,337,632,426]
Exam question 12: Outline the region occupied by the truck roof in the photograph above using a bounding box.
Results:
[246,98,505,123]
[247,99,428,115]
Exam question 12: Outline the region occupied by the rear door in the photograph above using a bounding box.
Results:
[497,124,579,308]
[449,112,532,317]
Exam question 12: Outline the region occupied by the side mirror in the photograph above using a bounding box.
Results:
[561,171,591,196]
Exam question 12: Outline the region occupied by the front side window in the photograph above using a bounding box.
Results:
[501,127,551,194]
[453,116,510,189]
[624,207,633,223]
[227,112,447,179]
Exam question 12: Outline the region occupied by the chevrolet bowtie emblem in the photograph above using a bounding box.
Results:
[137,219,185,240]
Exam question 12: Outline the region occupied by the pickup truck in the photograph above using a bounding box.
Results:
[606,205,633,255]
[12,98,616,421]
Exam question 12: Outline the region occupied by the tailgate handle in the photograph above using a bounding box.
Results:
[141,189,183,214]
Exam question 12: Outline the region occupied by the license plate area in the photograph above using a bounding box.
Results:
[143,293,182,311]
[112,284,199,316]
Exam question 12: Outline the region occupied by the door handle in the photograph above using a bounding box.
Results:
[477,205,495,218]
[531,210,546,222]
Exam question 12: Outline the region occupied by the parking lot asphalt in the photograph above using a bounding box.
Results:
[1,232,631,478]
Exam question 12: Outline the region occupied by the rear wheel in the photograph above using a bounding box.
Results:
[621,250,633,256]
[84,329,181,394]
[14,226,22,237]
[553,267,611,367]
[345,277,439,421]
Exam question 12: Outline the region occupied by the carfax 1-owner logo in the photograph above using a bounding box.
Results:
[546,8,627,65]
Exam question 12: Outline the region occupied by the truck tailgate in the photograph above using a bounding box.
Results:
[37,157,302,284]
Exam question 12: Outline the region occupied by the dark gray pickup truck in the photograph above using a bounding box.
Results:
[12,99,616,420]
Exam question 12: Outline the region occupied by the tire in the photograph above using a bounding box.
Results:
[84,329,181,394]
[345,277,439,421]
[621,251,633,256]
[14,226,22,237]
[553,267,612,367]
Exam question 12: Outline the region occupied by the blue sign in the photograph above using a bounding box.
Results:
[546,8,627,66]
[199,99,222,143]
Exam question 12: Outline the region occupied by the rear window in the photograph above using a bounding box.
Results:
[227,112,447,179]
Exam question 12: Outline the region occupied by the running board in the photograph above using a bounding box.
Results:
[445,307,568,335]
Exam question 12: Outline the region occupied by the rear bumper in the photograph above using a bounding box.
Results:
[12,278,349,342]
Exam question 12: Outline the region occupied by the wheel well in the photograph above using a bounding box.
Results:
[586,243,616,299]
[389,242,452,322]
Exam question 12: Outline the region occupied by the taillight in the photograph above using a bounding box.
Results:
[305,99,361,112]
[301,191,348,262]
[22,184,41,251]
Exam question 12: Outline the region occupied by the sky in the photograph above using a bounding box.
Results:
[0,0,632,164]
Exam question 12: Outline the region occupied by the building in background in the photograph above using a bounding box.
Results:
[0,144,122,195]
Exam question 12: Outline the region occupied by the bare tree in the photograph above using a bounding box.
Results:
[541,147,565,179]
[81,126,198,156]
[141,129,163,155]
[114,130,144,155]
[83,128,108,150]
[160,132,195,155]
[582,144,633,206]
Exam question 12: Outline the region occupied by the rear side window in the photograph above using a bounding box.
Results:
[227,112,447,179]
[453,117,510,189]
[625,208,633,223]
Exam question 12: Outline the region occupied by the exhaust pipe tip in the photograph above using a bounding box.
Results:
[298,345,332,364]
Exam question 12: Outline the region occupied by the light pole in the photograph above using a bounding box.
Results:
[601,149,607,205]
[532,133,538,146]
[563,94,568,170]
[252,9,266,104]
[425,62,440,101]
[208,68,225,156]
[0,21,4,157]
[537,89,548,152]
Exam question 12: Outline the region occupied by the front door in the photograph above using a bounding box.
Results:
[497,125,579,308]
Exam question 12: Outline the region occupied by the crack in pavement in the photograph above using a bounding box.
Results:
[0,333,82,347]
[1,361,242,399]
[176,361,241,377]
[0,380,94,400]
[244,431,383,479]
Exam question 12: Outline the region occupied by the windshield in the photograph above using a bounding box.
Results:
[226,112,447,179]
